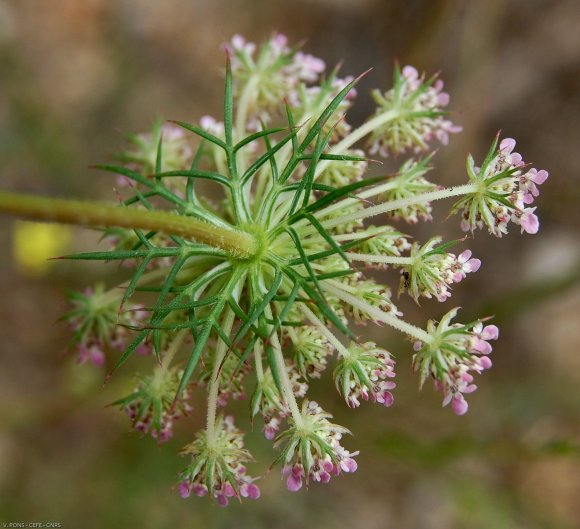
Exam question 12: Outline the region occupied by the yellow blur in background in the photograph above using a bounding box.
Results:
[12,221,71,276]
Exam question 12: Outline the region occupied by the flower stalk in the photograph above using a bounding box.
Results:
[0,191,257,258]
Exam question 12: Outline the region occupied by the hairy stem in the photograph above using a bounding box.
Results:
[270,329,304,427]
[300,303,349,356]
[324,280,432,343]
[206,307,236,443]
[320,183,479,231]
[160,329,189,372]
[0,191,256,258]
[314,109,400,177]
[345,253,413,265]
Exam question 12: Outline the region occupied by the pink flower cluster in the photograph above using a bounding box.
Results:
[435,323,498,415]
[401,238,481,303]
[179,465,260,506]
[66,287,151,368]
[334,342,396,408]
[368,65,462,157]
[284,448,358,492]
[458,137,549,236]
[413,310,499,415]
[123,386,192,443]
[178,416,260,506]
[277,401,359,492]
[430,249,482,302]
[225,33,325,119]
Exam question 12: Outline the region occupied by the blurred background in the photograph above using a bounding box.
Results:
[0,0,579,527]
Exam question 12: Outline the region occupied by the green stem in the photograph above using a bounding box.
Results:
[344,253,413,265]
[160,328,189,372]
[300,303,349,357]
[314,109,401,177]
[324,280,432,343]
[206,306,236,444]
[0,191,256,258]
[270,328,303,427]
[254,340,264,381]
[260,283,303,427]
[319,183,479,231]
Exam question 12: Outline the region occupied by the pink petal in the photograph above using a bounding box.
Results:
[377,391,394,407]
[178,482,191,499]
[341,458,358,473]
[192,484,208,497]
[467,258,481,273]
[223,483,236,497]
[451,396,469,415]
[521,210,539,234]
[241,483,261,499]
[533,169,549,184]
[458,249,472,262]
[523,193,535,205]
[437,92,450,106]
[500,138,516,154]
[509,152,523,166]
[402,65,419,80]
[478,356,493,370]
[217,494,229,507]
[286,474,302,492]
[472,338,492,355]
[481,324,499,340]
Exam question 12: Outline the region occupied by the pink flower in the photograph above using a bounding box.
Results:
[500,137,516,154]
[451,395,469,415]
[215,482,236,507]
[519,207,539,234]
[452,250,481,283]
[294,52,325,82]
[373,380,396,407]
[78,343,105,367]
[469,322,499,355]
[178,481,192,498]
[521,168,549,204]
[240,482,261,499]
[284,465,304,492]
[263,416,281,440]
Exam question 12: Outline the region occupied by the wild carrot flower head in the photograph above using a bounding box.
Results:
[32,33,548,504]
